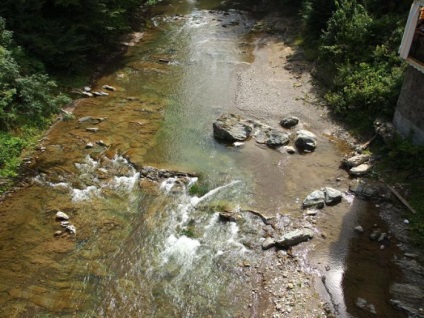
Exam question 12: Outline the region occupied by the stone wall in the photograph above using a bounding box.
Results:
[393,65,424,145]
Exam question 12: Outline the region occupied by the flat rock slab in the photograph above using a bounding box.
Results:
[254,127,290,147]
[276,229,314,248]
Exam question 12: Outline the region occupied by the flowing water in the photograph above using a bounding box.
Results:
[0,1,407,317]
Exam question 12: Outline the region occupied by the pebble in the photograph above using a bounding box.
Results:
[56,211,70,220]
[354,225,364,233]
[380,245,385,250]
[287,283,294,289]
[85,142,94,149]
[54,231,62,237]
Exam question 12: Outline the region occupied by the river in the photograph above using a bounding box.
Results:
[0,0,407,317]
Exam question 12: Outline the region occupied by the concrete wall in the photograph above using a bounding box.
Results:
[393,65,424,145]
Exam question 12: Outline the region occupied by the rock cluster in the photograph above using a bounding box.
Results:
[302,187,343,209]
[212,113,318,152]
[54,211,76,236]
[341,153,373,176]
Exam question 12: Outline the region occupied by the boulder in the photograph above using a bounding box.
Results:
[349,182,379,199]
[280,116,299,128]
[254,127,290,147]
[302,190,325,209]
[262,237,276,250]
[276,229,314,248]
[295,130,317,152]
[56,211,70,221]
[342,154,370,168]
[374,119,397,144]
[324,187,343,205]
[213,113,253,142]
[349,163,372,176]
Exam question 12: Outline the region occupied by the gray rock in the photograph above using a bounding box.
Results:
[295,130,317,152]
[355,297,377,315]
[276,229,314,248]
[213,113,253,142]
[262,237,276,250]
[82,91,93,98]
[369,229,381,241]
[302,190,325,209]
[280,116,299,128]
[83,86,91,92]
[78,116,93,123]
[56,211,70,220]
[65,224,76,235]
[324,187,343,205]
[86,127,99,133]
[85,142,94,149]
[349,163,372,176]
[354,225,364,233]
[374,119,397,144]
[102,85,116,91]
[342,154,370,168]
[254,127,290,147]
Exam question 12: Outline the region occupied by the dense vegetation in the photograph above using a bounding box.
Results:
[286,0,424,243]
[0,0,155,182]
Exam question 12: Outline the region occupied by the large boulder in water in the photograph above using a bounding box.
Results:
[213,113,253,142]
[276,229,314,248]
[295,130,317,152]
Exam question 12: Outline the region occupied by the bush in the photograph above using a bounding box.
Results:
[0,132,26,177]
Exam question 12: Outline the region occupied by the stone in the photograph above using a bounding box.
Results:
[55,211,70,221]
[280,116,299,128]
[374,119,397,144]
[355,297,377,315]
[78,116,93,123]
[354,225,364,233]
[262,237,276,250]
[324,187,343,205]
[86,127,99,133]
[276,229,314,248]
[378,233,387,242]
[306,210,318,216]
[254,127,290,147]
[390,283,424,303]
[233,142,244,147]
[82,91,93,97]
[85,142,94,149]
[369,229,381,241]
[102,85,116,91]
[302,190,325,209]
[92,91,102,97]
[342,154,370,168]
[83,86,91,92]
[349,163,372,176]
[213,113,253,142]
[284,146,296,154]
[295,130,317,152]
[54,231,62,237]
[65,224,76,235]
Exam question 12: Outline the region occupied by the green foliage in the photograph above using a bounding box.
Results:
[0,132,26,177]
[301,0,336,43]
[320,0,372,63]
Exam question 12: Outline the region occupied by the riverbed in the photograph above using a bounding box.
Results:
[0,1,411,317]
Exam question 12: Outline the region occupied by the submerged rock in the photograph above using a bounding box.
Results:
[218,211,241,222]
[355,297,377,315]
[280,116,299,128]
[302,190,325,209]
[213,113,253,142]
[276,229,314,248]
[295,130,317,152]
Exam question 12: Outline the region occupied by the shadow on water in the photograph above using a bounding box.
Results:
[319,195,406,318]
